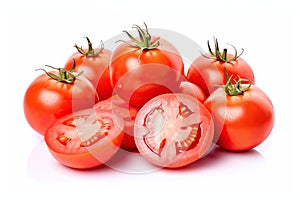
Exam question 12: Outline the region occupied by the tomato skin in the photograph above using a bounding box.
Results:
[24,72,97,135]
[177,81,206,103]
[94,95,140,150]
[134,93,214,168]
[65,49,113,101]
[204,85,274,151]
[110,38,185,106]
[45,106,124,169]
[187,53,255,97]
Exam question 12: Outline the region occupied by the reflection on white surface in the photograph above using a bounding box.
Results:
[27,138,266,181]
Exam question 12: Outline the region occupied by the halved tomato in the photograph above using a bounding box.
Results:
[134,93,214,168]
[45,103,124,169]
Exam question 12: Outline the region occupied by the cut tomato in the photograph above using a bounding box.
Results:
[45,104,124,169]
[134,93,214,168]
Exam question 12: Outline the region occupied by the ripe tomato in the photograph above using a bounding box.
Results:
[24,65,98,135]
[65,37,113,101]
[45,102,124,169]
[187,38,255,97]
[177,81,206,103]
[204,77,274,151]
[134,93,214,168]
[110,23,185,106]
[94,95,140,150]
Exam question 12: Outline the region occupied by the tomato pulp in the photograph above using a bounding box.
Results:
[134,93,214,168]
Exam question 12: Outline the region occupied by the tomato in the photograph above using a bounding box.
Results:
[177,81,206,103]
[45,102,124,169]
[24,65,98,135]
[94,95,140,150]
[134,93,214,168]
[110,23,184,106]
[204,76,274,151]
[65,37,113,101]
[187,38,255,97]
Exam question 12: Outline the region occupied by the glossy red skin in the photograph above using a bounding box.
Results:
[65,49,113,101]
[177,81,206,103]
[134,93,214,168]
[45,106,124,169]
[24,72,97,135]
[110,38,185,106]
[187,53,255,97]
[95,95,141,150]
[204,85,274,151]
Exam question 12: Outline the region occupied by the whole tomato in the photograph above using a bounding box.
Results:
[177,81,206,103]
[187,38,255,97]
[110,23,185,107]
[64,37,113,101]
[24,64,98,135]
[204,74,274,151]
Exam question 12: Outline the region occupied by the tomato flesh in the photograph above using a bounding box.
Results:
[45,105,124,169]
[134,93,214,168]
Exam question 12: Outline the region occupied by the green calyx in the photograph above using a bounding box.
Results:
[36,59,83,84]
[116,22,160,61]
[74,37,104,57]
[223,68,251,96]
[203,37,244,62]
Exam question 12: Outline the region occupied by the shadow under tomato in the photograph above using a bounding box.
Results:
[27,138,115,181]
[162,146,266,173]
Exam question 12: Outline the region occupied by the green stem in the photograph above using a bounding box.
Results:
[202,37,244,62]
[116,22,160,62]
[74,37,104,57]
[223,67,251,96]
[36,59,82,84]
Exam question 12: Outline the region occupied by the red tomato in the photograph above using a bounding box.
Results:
[204,78,274,151]
[187,38,255,97]
[65,37,113,101]
[134,93,214,168]
[45,103,124,169]
[24,66,98,135]
[94,95,140,150]
[177,81,206,103]
[110,23,184,106]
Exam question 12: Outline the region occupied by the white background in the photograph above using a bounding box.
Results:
[1,0,298,199]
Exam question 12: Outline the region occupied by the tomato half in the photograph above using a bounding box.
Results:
[204,84,274,151]
[110,23,184,106]
[45,102,124,169]
[187,38,254,97]
[134,93,214,168]
[94,95,141,150]
[24,67,98,135]
[65,37,113,101]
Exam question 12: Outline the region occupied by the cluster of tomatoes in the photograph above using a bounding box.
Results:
[24,23,274,169]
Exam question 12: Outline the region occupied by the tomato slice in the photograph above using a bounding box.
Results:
[134,93,214,168]
[45,104,124,169]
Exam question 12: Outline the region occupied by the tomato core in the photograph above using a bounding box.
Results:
[56,114,113,148]
[141,101,202,157]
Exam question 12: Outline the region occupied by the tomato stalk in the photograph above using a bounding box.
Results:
[36,59,83,84]
[116,22,160,62]
[223,68,251,96]
[74,37,104,57]
[203,37,244,62]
